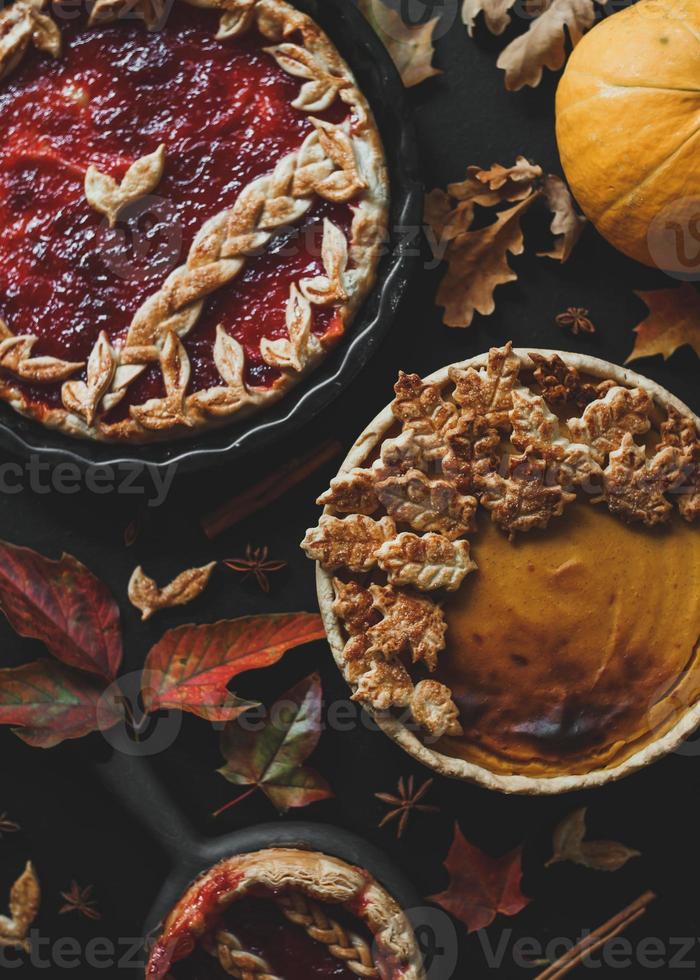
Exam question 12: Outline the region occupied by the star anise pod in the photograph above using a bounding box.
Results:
[59,882,101,921]
[223,545,287,594]
[555,307,596,335]
[0,813,19,837]
[375,776,439,838]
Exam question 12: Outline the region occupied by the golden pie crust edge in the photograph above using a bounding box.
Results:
[0,0,389,442]
[147,847,426,980]
[314,348,700,795]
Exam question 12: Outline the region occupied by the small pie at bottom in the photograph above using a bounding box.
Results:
[146,848,424,979]
[303,346,700,793]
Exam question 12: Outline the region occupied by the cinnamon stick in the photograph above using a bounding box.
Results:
[201,438,342,539]
[535,891,656,980]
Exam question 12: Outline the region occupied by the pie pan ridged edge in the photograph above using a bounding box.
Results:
[315,349,700,795]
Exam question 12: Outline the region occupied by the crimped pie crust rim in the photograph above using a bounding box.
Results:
[315,349,700,795]
[147,846,426,980]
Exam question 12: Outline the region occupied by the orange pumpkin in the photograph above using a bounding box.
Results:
[556,0,700,272]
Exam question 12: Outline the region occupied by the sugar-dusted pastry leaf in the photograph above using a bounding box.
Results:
[317,468,380,515]
[0,540,122,681]
[85,144,165,227]
[301,514,396,572]
[0,661,121,748]
[658,407,700,523]
[480,448,576,537]
[449,342,521,430]
[546,807,640,872]
[0,862,40,952]
[529,352,615,411]
[627,284,700,364]
[142,613,326,721]
[217,673,333,813]
[391,372,456,433]
[376,470,477,540]
[602,434,683,527]
[366,583,447,671]
[411,680,462,738]
[331,578,378,636]
[496,0,603,92]
[442,414,501,494]
[429,823,530,932]
[377,532,476,591]
[567,386,653,463]
[353,660,414,710]
[127,562,216,621]
[358,0,440,88]
[379,427,448,476]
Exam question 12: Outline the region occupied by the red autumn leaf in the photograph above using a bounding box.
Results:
[0,660,122,748]
[216,672,332,814]
[0,541,122,681]
[428,823,530,932]
[141,613,326,721]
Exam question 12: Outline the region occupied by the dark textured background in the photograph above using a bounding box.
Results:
[2,0,699,977]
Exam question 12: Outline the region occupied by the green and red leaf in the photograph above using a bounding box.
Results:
[141,612,326,721]
[217,672,332,814]
[429,823,530,932]
[0,541,122,681]
[0,660,122,748]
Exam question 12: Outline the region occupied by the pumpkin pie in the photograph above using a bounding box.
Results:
[146,848,425,979]
[303,345,700,793]
[0,0,387,441]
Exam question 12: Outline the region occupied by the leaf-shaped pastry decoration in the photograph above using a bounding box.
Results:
[603,434,683,527]
[480,448,576,538]
[216,0,257,39]
[567,386,653,463]
[127,562,216,621]
[213,325,245,390]
[0,862,40,952]
[546,807,641,872]
[85,144,166,227]
[376,532,477,591]
[0,0,61,84]
[301,514,396,573]
[261,284,320,372]
[130,332,193,431]
[448,342,520,430]
[300,220,349,305]
[376,469,477,540]
[365,583,447,670]
[0,322,83,383]
[358,0,440,88]
[310,120,366,203]
[62,331,116,426]
[264,43,345,112]
[141,613,326,721]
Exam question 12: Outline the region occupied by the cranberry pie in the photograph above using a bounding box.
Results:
[0,0,387,440]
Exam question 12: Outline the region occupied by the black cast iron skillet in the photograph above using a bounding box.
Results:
[0,0,422,475]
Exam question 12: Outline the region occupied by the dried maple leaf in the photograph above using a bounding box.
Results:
[602,434,682,527]
[658,407,700,523]
[0,661,122,748]
[627,284,700,364]
[358,0,440,88]
[216,673,332,815]
[127,562,216,621]
[436,191,540,328]
[59,881,101,920]
[429,824,530,932]
[449,342,521,430]
[223,545,287,593]
[546,807,640,872]
[0,862,40,952]
[496,0,604,92]
[0,541,122,681]
[141,613,325,722]
[376,470,477,540]
[316,468,380,515]
[538,175,586,262]
[567,386,653,463]
[376,532,477,591]
[376,776,439,839]
[301,514,396,572]
[366,583,447,671]
[480,448,576,537]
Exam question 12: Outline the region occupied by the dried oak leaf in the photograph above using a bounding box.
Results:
[449,342,521,430]
[602,434,682,527]
[0,862,40,952]
[436,191,540,328]
[546,807,641,872]
[358,0,440,88]
[353,660,414,710]
[376,469,477,540]
[429,823,530,932]
[316,468,380,515]
[141,613,325,722]
[366,583,447,671]
[411,680,462,738]
[376,532,477,591]
[627,284,700,364]
[567,386,653,463]
[480,448,576,537]
[127,562,216,621]
[217,673,332,813]
[658,407,700,523]
[496,0,604,92]
[529,351,614,411]
[301,514,396,572]
[0,660,122,748]
[462,0,517,36]
[0,540,122,681]
[538,175,586,262]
